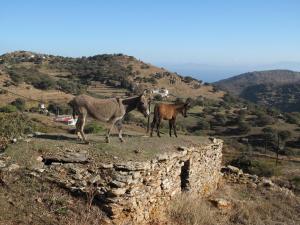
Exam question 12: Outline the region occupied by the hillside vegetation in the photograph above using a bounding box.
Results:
[0,51,223,107]
[0,51,300,225]
[215,70,300,112]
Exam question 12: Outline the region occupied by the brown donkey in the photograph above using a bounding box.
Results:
[150,98,192,137]
[69,90,151,143]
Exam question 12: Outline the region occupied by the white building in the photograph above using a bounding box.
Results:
[152,88,169,98]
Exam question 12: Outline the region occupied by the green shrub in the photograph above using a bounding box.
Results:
[278,130,291,142]
[285,113,299,124]
[84,122,103,134]
[238,122,251,134]
[214,113,228,126]
[57,79,84,94]
[8,67,56,90]
[230,156,280,177]
[11,98,26,111]
[0,113,34,139]
[196,119,211,130]
[249,160,281,177]
[256,114,275,126]
[47,102,72,115]
[290,176,300,191]
[153,95,163,101]
[0,104,18,113]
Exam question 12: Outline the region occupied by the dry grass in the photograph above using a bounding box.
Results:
[0,170,106,225]
[168,193,217,225]
[167,183,300,225]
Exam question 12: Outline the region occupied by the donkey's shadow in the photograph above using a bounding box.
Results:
[35,134,77,141]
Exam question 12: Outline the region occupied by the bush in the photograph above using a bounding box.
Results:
[230,156,280,177]
[153,95,163,101]
[11,98,26,111]
[0,104,18,113]
[84,122,103,134]
[262,127,277,142]
[256,114,275,126]
[47,102,72,115]
[8,67,56,90]
[249,160,281,177]
[34,76,56,90]
[0,113,34,139]
[238,122,251,134]
[196,119,211,130]
[140,64,150,69]
[285,113,299,124]
[230,155,252,171]
[214,113,228,126]
[123,112,147,127]
[57,79,83,94]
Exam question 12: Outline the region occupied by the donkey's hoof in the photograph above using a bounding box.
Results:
[119,138,125,143]
[105,137,110,143]
[84,141,90,145]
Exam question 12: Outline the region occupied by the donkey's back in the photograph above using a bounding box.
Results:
[71,94,124,122]
[154,103,177,120]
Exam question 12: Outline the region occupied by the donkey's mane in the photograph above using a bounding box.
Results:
[122,95,141,113]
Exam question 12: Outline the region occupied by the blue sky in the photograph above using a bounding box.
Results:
[1,0,300,81]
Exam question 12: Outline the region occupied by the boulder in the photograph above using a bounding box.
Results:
[7,163,20,171]
[210,198,232,209]
[260,178,274,187]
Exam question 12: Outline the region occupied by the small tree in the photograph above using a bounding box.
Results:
[11,98,26,111]
[238,121,251,134]
[153,95,163,101]
[196,119,211,130]
[256,114,275,126]
[278,130,292,142]
[262,127,277,153]
[273,130,292,165]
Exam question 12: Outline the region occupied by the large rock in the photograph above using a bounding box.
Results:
[210,198,232,209]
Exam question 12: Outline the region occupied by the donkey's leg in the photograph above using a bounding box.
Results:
[150,118,156,137]
[75,115,83,140]
[79,110,89,144]
[106,116,123,143]
[115,119,124,142]
[172,119,178,137]
[169,120,173,137]
[156,118,161,137]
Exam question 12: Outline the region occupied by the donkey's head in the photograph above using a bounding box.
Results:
[137,90,152,117]
[181,98,193,117]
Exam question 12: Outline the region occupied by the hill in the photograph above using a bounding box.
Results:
[214,70,300,112]
[1,53,300,225]
[0,51,224,107]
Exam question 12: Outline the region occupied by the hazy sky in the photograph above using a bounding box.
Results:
[1,0,300,81]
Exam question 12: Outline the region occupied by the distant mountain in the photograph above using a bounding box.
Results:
[215,70,300,112]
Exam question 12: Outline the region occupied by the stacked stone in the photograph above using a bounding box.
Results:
[100,139,223,224]
[37,138,223,225]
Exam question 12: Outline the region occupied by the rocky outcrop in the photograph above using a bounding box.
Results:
[30,138,223,224]
[222,165,295,197]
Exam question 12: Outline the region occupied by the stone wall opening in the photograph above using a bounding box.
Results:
[180,160,190,191]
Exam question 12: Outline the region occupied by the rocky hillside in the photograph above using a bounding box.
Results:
[215,70,300,112]
[0,51,223,106]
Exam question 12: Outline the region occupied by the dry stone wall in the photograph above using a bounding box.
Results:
[37,138,223,224]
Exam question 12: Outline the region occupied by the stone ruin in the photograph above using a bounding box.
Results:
[27,138,223,224]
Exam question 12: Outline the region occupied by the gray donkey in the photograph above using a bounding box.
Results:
[69,90,151,143]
